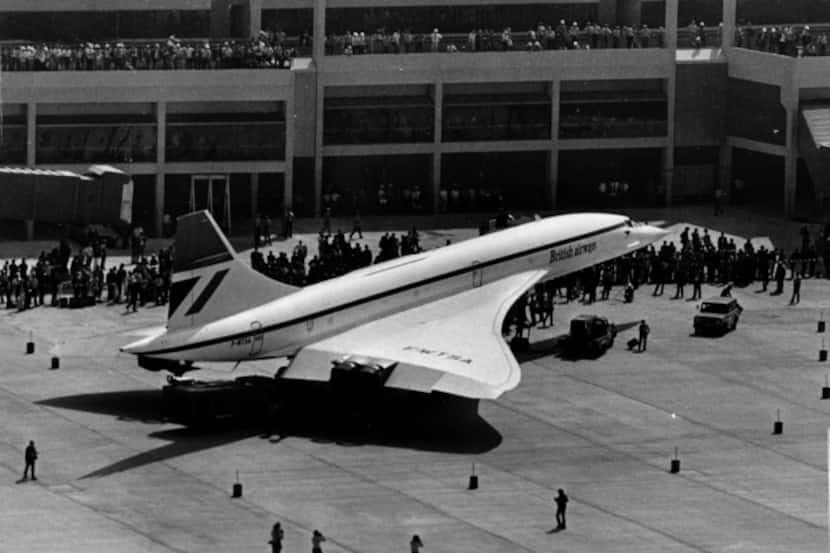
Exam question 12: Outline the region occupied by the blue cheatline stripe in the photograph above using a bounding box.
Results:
[144,220,626,356]
[184,269,229,316]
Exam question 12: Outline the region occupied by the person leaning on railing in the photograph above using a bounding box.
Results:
[0,34,297,71]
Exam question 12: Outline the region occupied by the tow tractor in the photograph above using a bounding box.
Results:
[161,374,278,427]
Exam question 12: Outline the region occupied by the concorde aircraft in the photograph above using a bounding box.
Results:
[122,211,666,399]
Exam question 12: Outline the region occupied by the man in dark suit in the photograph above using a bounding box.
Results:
[23,441,37,481]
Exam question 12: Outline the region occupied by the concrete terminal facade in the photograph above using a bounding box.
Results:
[2,0,830,236]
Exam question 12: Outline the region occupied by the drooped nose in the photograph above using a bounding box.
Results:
[639,224,669,244]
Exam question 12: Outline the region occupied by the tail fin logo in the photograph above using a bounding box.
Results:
[184,269,229,316]
[168,269,230,319]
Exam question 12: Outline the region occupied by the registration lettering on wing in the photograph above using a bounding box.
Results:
[403,345,473,364]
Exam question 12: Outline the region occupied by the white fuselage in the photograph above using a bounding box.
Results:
[132,213,660,362]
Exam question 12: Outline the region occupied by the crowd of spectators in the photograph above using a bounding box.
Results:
[0,227,174,313]
[251,227,422,286]
[735,23,830,57]
[5,215,828,325]
[504,223,829,336]
[0,31,299,71]
[326,20,666,55]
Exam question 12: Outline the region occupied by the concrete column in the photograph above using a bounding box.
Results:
[283,161,293,212]
[432,153,442,214]
[548,151,559,210]
[432,82,443,214]
[662,147,674,208]
[154,174,165,237]
[284,81,295,210]
[665,72,676,207]
[311,0,325,217]
[718,143,732,195]
[313,76,324,217]
[721,0,736,49]
[664,0,678,52]
[155,101,166,237]
[312,0,326,64]
[782,67,799,219]
[549,80,560,209]
[249,0,262,37]
[250,173,259,217]
[784,106,797,218]
[25,103,37,240]
[26,102,36,166]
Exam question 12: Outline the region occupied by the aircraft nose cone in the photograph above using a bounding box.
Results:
[642,224,669,242]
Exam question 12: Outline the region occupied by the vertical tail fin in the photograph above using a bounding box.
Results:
[167,210,298,330]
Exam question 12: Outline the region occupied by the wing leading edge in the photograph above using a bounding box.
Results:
[281,269,548,399]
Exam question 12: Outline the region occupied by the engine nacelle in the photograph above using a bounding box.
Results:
[330,355,397,390]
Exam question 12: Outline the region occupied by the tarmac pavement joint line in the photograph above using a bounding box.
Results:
[273,437,541,553]
[495,394,826,533]
[487,462,718,553]
[551,369,828,474]
[0,454,191,553]
[0,375,326,552]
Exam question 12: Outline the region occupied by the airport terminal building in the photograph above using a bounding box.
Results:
[2,0,830,236]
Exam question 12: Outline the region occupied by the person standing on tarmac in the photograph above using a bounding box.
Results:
[350,209,363,240]
[269,522,284,553]
[690,264,703,300]
[790,273,801,304]
[410,534,424,552]
[773,260,787,295]
[554,488,569,530]
[23,440,37,481]
[311,529,326,553]
[638,320,650,352]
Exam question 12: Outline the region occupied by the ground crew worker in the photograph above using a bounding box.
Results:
[269,522,284,553]
[554,488,569,530]
[350,209,363,240]
[691,266,703,300]
[410,534,424,552]
[322,208,332,235]
[23,440,37,481]
[638,320,650,352]
[283,208,294,239]
[774,262,786,295]
[311,529,326,553]
[790,273,801,304]
[601,267,614,300]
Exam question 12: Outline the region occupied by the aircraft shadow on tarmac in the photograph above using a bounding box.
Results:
[514,320,641,363]
[37,387,501,479]
[264,401,501,455]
